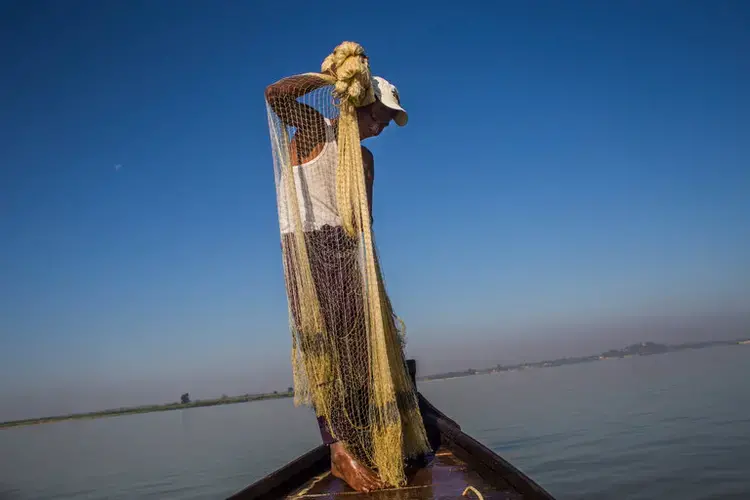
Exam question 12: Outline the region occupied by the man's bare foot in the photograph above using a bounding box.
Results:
[330,442,386,492]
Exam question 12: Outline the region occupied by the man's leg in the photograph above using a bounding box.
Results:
[317,415,337,445]
[282,232,353,449]
[308,226,385,492]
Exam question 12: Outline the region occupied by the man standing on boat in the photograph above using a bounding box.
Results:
[264,42,431,492]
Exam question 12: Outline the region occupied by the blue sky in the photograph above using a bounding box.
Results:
[1,0,748,419]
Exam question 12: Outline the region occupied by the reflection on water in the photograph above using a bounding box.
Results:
[179,408,193,435]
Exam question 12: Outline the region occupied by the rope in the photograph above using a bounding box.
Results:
[289,471,330,498]
[462,485,485,499]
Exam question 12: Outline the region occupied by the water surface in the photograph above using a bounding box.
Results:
[2,345,748,499]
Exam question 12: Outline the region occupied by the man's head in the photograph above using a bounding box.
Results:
[357,76,408,139]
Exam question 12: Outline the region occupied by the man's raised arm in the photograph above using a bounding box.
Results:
[265,73,331,129]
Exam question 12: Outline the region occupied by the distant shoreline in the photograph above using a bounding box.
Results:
[0,391,293,430]
[417,338,749,383]
[2,338,747,430]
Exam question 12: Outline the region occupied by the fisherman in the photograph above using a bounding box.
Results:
[264,42,429,492]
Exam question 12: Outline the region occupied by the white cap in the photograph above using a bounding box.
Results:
[371,76,408,126]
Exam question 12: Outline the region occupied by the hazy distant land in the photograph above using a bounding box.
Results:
[417,338,750,382]
[0,390,294,429]
[2,338,747,429]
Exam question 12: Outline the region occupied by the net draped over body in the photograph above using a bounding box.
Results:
[265,71,430,487]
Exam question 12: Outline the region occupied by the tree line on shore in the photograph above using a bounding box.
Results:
[1,387,295,429]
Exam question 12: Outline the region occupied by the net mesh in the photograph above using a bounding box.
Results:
[264,42,430,486]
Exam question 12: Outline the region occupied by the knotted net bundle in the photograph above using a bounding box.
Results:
[264,42,430,486]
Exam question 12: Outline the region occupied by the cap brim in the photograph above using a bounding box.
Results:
[393,109,408,126]
[371,75,408,126]
[380,102,407,126]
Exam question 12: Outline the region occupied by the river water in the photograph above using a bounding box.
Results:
[2,345,749,499]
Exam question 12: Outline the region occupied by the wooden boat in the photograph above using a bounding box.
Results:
[228,360,556,500]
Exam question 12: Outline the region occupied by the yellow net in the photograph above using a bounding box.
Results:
[264,41,430,486]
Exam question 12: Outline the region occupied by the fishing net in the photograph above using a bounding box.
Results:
[264,41,430,486]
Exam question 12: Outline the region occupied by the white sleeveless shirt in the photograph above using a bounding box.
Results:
[277,119,342,235]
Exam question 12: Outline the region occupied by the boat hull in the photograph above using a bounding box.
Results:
[228,361,556,499]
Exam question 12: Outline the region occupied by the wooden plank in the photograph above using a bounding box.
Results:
[290,448,522,499]
[227,445,329,500]
[429,414,555,499]
[415,391,554,499]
